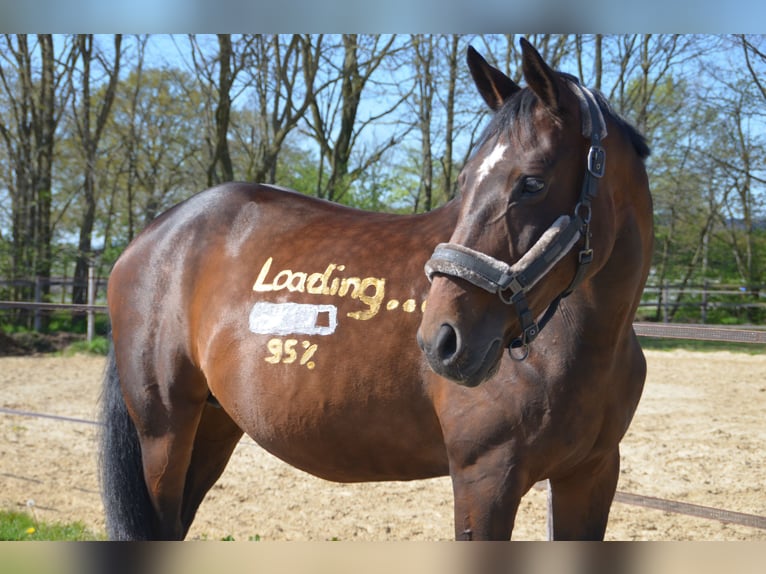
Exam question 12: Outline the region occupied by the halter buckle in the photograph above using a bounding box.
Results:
[588,146,606,178]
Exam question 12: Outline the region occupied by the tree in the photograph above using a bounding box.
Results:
[407,34,476,211]
[70,34,122,308]
[187,34,256,186]
[411,34,435,212]
[104,66,208,248]
[302,34,410,203]
[440,34,462,202]
[0,34,76,327]
[230,34,317,185]
[708,39,766,318]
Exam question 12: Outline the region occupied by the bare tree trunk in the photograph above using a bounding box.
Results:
[208,34,234,185]
[304,34,404,203]
[124,35,148,242]
[72,34,122,310]
[245,34,316,184]
[324,34,362,201]
[31,35,56,330]
[412,34,434,213]
[441,34,459,202]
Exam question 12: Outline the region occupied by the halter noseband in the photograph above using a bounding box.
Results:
[424,81,607,360]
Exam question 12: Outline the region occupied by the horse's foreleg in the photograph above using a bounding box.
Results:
[449,451,524,541]
[179,403,244,536]
[546,447,620,540]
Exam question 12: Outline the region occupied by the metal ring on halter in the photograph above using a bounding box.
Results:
[575,201,592,224]
[508,339,530,361]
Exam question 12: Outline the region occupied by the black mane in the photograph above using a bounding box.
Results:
[475,76,651,161]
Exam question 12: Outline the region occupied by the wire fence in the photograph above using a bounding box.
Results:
[0,267,105,341]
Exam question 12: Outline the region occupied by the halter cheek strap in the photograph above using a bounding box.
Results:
[424,80,606,360]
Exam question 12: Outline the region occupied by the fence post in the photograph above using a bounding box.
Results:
[87,264,95,343]
[662,281,669,324]
[701,280,708,324]
[34,276,42,332]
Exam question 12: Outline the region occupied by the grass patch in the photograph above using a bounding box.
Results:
[638,336,764,354]
[61,336,110,356]
[0,510,101,541]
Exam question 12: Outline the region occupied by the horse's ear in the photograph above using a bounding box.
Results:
[520,37,560,112]
[467,45,520,112]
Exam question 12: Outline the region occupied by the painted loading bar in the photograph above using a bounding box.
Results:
[2,404,765,532]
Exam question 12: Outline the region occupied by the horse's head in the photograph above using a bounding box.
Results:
[417,39,651,387]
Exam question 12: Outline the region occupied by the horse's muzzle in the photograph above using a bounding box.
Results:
[417,323,503,387]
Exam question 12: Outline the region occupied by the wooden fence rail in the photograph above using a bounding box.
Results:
[0,265,102,341]
[3,306,766,346]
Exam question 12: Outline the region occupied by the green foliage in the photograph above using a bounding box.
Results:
[63,336,110,356]
[273,143,323,196]
[345,161,418,213]
[0,510,100,541]
[41,311,109,336]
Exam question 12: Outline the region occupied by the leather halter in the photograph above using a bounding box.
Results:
[424,80,607,360]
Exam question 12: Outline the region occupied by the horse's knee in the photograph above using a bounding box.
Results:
[547,450,620,540]
[449,458,525,541]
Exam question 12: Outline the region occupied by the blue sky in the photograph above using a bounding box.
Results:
[2,0,766,33]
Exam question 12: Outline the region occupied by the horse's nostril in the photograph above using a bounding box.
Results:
[435,323,459,363]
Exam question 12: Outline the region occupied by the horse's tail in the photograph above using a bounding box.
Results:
[99,341,156,540]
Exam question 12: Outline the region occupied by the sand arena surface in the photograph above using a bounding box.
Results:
[1,349,764,541]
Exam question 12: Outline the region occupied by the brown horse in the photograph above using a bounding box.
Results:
[100,39,652,541]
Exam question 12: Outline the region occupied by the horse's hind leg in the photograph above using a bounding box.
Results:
[179,402,244,536]
[121,358,210,540]
[546,448,621,540]
[136,405,204,539]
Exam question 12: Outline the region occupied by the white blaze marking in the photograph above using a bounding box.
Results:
[476,143,508,184]
[249,302,338,336]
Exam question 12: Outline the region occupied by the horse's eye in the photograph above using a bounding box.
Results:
[523,178,545,195]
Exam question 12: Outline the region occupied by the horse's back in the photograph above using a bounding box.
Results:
[108,182,454,482]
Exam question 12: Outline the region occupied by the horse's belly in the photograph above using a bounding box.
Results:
[237,393,449,482]
[206,347,449,483]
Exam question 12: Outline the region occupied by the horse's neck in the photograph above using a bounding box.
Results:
[570,209,651,343]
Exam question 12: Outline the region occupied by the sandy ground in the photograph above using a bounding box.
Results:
[0,349,764,541]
